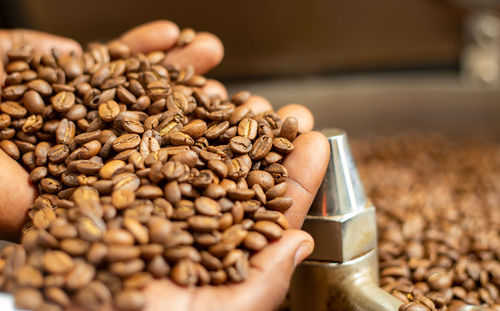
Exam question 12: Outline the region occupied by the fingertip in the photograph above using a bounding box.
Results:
[195,32,224,73]
[120,20,180,54]
[277,104,314,132]
[241,95,272,114]
[202,79,228,100]
[250,229,313,271]
[163,31,224,74]
[6,29,82,56]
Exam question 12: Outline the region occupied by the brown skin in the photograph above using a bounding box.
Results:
[0,20,329,311]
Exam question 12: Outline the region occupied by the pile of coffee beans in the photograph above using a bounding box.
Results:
[352,133,500,311]
[0,38,298,311]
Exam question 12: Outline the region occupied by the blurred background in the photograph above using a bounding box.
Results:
[0,0,499,137]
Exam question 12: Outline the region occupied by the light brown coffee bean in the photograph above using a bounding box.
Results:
[2,85,27,100]
[171,259,197,286]
[113,134,141,152]
[0,139,20,159]
[55,118,76,145]
[249,135,272,160]
[164,181,182,204]
[149,218,173,244]
[237,118,258,140]
[15,265,44,288]
[110,258,145,278]
[14,287,44,310]
[266,197,293,212]
[51,91,75,112]
[98,100,120,122]
[188,216,220,232]
[178,28,196,46]
[0,101,27,118]
[252,220,283,240]
[43,250,75,274]
[123,217,149,244]
[27,79,52,95]
[114,289,146,311]
[194,196,222,216]
[244,231,268,251]
[279,116,299,141]
[100,160,126,179]
[113,172,140,191]
[272,137,294,154]
[112,189,136,209]
[66,261,95,290]
[205,121,229,140]
[182,119,207,139]
[229,136,252,154]
[23,90,46,114]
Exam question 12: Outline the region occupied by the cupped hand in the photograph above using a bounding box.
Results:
[0,21,330,311]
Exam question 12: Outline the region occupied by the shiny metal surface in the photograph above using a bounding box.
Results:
[309,129,366,217]
[304,129,377,262]
[290,250,402,311]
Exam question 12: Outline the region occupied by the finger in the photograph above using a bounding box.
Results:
[0,150,37,241]
[202,79,228,100]
[277,104,314,132]
[0,29,82,85]
[163,32,224,75]
[119,20,180,54]
[189,230,313,311]
[0,29,82,61]
[143,280,192,311]
[240,95,272,114]
[283,131,330,229]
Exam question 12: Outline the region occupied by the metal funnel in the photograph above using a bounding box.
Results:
[301,128,377,263]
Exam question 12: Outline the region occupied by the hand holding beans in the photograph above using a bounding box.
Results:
[0,21,329,311]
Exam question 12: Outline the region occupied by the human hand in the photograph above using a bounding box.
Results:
[0,21,330,310]
[0,21,224,240]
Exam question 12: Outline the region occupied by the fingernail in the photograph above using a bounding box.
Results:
[294,242,313,266]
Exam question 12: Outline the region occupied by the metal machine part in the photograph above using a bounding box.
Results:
[289,128,487,311]
[302,128,377,262]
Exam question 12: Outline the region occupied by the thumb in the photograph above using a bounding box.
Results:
[248,229,314,309]
[204,229,314,311]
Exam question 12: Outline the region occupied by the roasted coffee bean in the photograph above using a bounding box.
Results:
[171,259,197,286]
[14,287,44,310]
[272,137,294,154]
[249,135,272,160]
[0,45,299,311]
[229,136,252,154]
[98,100,120,122]
[237,118,258,140]
[113,134,141,152]
[0,101,27,118]
[205,121,229,140]
[252,220,283,240]
[23,90,46,114]
[178,28,196,46]
[266,197,293,212]
[114,289,146,311]
[55,118,76,145]
[2,85,27,100]
[51,91,75,112]
[0,139,20,159]
[279,116,299,141]
[43,250,75,274]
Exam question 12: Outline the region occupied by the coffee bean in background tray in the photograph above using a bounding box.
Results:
[352,134,500,311]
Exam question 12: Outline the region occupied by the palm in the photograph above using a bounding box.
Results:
[0,21,329,311]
